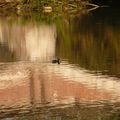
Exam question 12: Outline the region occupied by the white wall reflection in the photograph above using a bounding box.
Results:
[25,25,56,61]
[0,19,56,62]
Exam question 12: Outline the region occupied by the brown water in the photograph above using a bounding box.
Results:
[0,7,120,120]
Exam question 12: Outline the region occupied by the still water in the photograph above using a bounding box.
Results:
[0,6,120,120]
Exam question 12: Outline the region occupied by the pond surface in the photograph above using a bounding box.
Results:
[0,6,120,120]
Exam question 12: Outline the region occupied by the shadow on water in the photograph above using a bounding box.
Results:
[0,6,120,120]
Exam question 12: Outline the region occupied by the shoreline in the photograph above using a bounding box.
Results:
[0,1,99,16]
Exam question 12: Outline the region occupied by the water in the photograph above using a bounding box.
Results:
[0,6,120,120]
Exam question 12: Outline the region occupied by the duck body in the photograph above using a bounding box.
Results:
[52,58,60,64]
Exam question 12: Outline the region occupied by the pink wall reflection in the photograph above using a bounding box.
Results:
[0,63,114,108]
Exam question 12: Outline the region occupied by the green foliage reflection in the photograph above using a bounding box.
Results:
[56,12,120,77]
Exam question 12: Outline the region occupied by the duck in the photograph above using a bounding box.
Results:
[52,58,60,64]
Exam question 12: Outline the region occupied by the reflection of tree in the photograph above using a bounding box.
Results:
[39,74,46,103]
[56,12,120,77]
[0,43,16,62]
[29,69,47,105]
[29,69,35,105]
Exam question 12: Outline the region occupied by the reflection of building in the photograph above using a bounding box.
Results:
[0,19,56,62]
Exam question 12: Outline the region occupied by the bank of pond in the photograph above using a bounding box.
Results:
[0,0,99,15]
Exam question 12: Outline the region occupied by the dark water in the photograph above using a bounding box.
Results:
[0,6,120,120]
